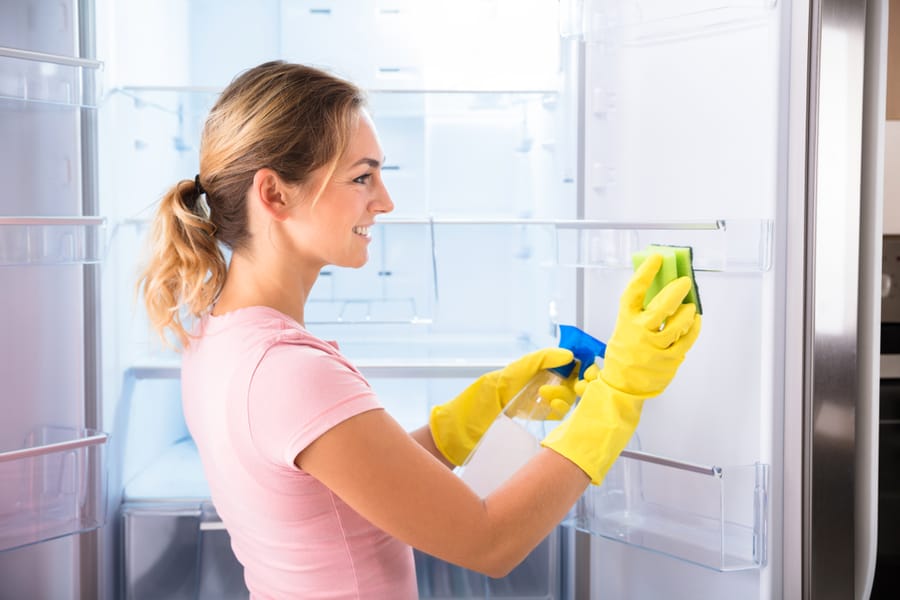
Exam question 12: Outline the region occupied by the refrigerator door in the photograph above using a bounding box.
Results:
[571,0,882,598]
[0,0,107,599]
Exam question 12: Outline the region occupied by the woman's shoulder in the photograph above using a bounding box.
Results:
[187,305,341,366]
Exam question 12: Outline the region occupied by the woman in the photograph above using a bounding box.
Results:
[139,61,701,599]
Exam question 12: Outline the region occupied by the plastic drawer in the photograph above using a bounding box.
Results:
[123,501,561,599]
[122,502,248,600]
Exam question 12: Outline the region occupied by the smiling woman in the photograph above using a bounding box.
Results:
[135,60,700,600]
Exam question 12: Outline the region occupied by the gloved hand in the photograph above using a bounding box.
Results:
[574,362,600,397]
[541,253,702,483]
[430,347,576,466]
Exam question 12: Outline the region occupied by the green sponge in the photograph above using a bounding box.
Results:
[630,244,703,314]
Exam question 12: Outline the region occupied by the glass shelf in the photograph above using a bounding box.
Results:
[123,360,505,385]
[571,0,778,44]
[112,216,764,356]
[564,447,769,572]
[0,46,101,108]
[0,217,106,265]
[0,427,108,553]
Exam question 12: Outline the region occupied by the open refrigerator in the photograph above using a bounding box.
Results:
[0,1,886,599]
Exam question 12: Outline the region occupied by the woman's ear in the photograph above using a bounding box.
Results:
[251,168,292,221]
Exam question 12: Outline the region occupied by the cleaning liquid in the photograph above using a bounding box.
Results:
[457,370,563,497]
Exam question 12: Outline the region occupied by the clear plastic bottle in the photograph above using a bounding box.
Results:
[457,370,564,497]
[456,324,606,497]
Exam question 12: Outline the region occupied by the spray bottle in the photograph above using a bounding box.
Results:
[457,325,607,497]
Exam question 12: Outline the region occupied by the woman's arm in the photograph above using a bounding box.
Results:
[297,408,588,578]
[298,255,701,577]
[409,425,455,469]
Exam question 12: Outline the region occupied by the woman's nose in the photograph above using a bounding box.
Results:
[373,180,394,214]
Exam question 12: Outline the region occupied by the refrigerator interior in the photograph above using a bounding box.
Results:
[95,0,578,598]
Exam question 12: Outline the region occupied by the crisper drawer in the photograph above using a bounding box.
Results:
[122,501,561,600]
[122,502,247,600]
[415,530,560,600]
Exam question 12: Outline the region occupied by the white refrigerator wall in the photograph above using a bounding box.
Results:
[580,2,785,599]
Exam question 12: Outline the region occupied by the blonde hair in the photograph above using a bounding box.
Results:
[138,61,365,348]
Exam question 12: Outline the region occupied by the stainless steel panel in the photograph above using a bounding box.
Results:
[805,0,881,598]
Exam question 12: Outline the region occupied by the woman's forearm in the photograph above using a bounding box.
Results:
[410,424,455,468]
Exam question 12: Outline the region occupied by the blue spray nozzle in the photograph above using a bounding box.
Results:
[548,324,607,379]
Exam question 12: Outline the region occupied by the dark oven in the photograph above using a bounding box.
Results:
[874,235,900,598]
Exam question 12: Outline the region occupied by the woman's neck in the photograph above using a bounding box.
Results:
[212,251,319,326]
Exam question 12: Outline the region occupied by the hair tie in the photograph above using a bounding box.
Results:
[194,174,206,197]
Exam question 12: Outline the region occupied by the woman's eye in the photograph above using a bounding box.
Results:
[353,173,372,185]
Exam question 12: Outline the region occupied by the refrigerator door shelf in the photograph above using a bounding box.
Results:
[555,218,774,272]
[0,46,101,108]
[564,446,769,572]
[579,0,778,45]
[0,217,106,265]
[0,427,108,553]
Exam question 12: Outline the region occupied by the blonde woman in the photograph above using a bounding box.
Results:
[139,61,701,599]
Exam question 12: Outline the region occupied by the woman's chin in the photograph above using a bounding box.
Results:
[339,255,369,269]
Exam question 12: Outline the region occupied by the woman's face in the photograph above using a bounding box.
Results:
[287,110,394,270]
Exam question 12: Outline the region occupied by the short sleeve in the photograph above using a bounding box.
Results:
[246,341,382,468]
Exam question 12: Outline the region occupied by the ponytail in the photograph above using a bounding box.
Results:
[138,178,226,349]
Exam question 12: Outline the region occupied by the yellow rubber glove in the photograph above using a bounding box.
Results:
[430,347,576,466]
[541,253,702,483]
[573,362,600,397]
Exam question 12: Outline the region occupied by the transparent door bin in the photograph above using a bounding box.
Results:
[564,448,769,572]
[0,427,108,553]
[415,528,560,600]
[0,217,106,265]
[555,218,773,273]
[0,47,101,108]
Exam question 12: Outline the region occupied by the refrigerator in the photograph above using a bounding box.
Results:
[0,0,887,599]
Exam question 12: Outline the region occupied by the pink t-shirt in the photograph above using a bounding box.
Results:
[181,306,417,599]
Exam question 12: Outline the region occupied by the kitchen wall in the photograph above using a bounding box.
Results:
[884,0,899,233]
